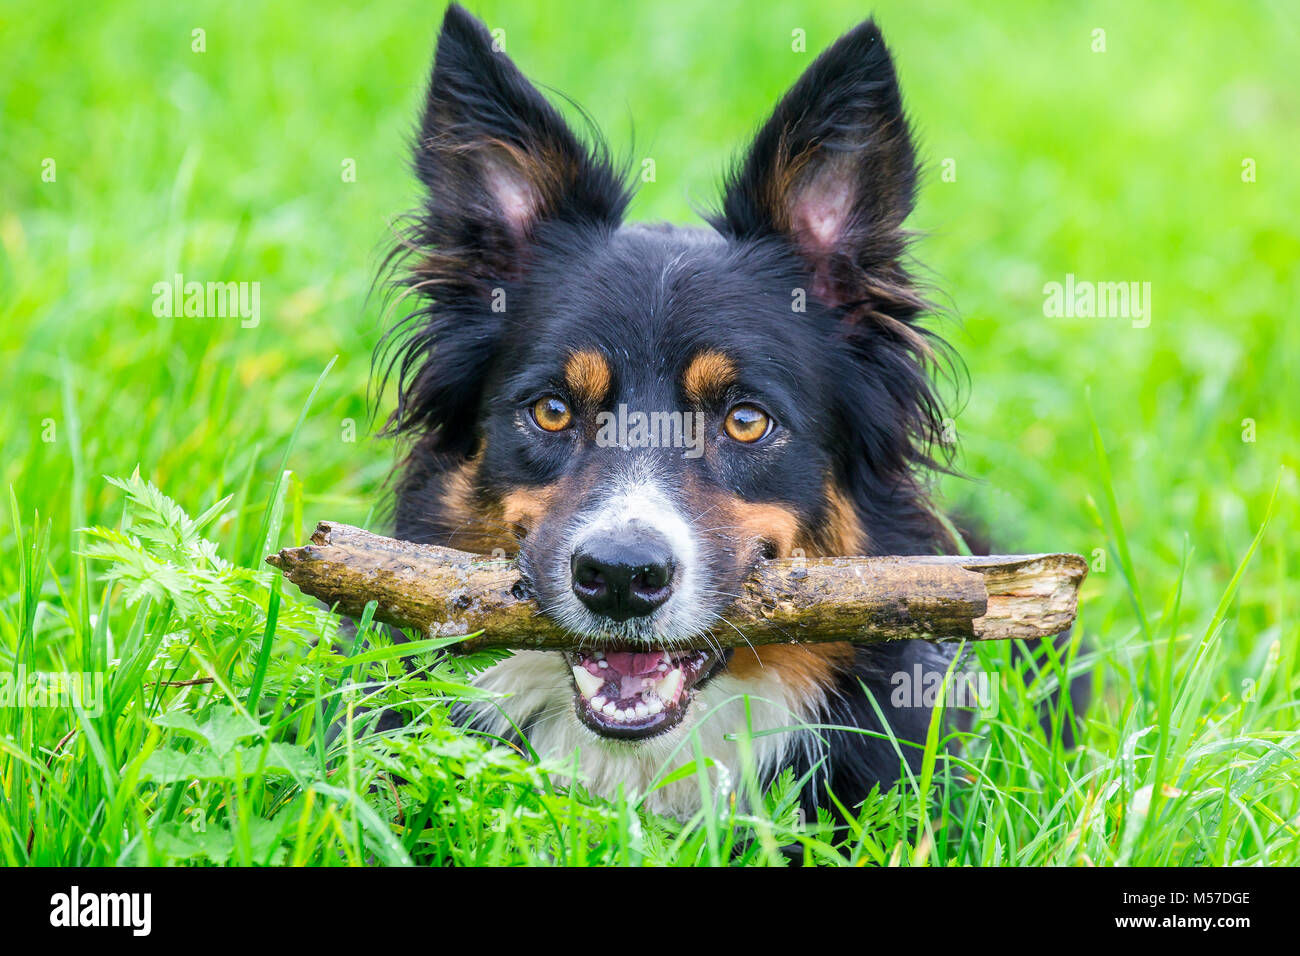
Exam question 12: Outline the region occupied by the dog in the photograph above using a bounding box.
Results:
[377,4,1045,819]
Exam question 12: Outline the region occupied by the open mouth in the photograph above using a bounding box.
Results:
[565,648,721,740]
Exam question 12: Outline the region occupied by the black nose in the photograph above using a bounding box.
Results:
[571,529,676,621]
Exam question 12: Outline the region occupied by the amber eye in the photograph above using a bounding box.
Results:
[723,404,772,443]
[531,395,573,432]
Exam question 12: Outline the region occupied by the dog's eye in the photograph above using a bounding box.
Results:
[531,395,573,432]
[723,404,772,443]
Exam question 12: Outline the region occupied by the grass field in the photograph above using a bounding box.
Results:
[1,0,1297,865]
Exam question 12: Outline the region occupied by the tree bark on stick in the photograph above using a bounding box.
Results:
[266,521,1086,652]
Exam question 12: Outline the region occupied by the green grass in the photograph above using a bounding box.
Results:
[1,0,1297,865]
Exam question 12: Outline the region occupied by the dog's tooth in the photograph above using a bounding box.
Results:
[591,695,606,709]
[602,702,618,717]
[657,662,668,672]
[635,702,649,718]
[571,666,604,700]
[597,660,608,669]
[647,700,663,716]
[656,668,683,702]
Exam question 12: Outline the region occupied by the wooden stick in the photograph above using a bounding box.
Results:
[266,521,1085,652]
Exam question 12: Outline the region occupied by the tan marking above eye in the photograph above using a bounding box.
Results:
[723,403,771,443]
[564,350,612,405]
[531,395,573,431]
[682,350,737,404]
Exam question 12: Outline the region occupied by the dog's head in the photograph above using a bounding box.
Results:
[379,5,952,751]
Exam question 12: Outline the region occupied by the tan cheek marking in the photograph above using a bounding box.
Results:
[564,350,611,406]
[682,480,858,689]
[682,350,738,404]
[730,500,801,558]
[725,643,856,695]
[795,482,867,557]
[678,477,802,561]
[439,457,479,521]
[437,455,516,554]
[825,484,867,555]
[682,474,866,560]
[501,485,558,535]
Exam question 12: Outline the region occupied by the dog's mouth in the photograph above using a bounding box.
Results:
[565,647,722,740]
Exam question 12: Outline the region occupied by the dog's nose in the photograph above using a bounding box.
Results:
[571,529,676,620]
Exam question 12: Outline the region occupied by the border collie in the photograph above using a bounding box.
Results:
[378,4,1018,818]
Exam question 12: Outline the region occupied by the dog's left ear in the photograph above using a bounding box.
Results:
[714,20,918,310]
[412,4,629,289]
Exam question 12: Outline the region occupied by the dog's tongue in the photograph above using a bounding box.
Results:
[601,651,668,676]
[575,650,675,703]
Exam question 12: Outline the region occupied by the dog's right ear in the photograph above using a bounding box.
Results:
[379,5,626,449]
[411,4,629,289]
[713,20,919,315]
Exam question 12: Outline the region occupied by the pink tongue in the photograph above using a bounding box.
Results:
[600,651,669,676]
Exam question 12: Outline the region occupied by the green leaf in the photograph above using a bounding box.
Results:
[153,705,266,756]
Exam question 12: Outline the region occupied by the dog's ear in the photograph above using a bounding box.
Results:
[714,20,918,311]
[412,4,629,287]
[379,5,629,449]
